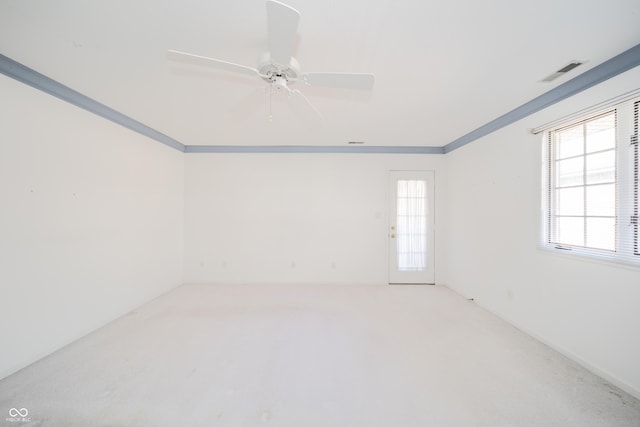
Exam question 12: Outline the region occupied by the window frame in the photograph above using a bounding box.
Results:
[541,97,640,267]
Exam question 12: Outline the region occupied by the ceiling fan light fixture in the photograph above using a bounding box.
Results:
[273,75,289,91]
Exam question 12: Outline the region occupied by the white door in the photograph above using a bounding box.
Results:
[388,171,435,284]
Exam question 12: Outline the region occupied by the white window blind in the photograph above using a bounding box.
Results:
[633,100,639,256]
[543,97,640,266]
[396,180,427,271]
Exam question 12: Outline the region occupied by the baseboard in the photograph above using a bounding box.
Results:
[441,284,640,401]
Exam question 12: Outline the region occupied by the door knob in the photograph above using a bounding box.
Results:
[390,233,396,238]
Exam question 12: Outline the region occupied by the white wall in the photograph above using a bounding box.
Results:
[443,67,640,399]
[184,154,446,285]
[0,75,184,380]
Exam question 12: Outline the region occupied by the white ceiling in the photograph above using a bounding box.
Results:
[1,0,639,147]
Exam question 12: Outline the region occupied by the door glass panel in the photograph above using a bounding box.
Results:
[396,180,427,271]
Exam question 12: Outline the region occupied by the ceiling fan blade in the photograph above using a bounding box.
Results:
[266,0,300,67]
[303,72,375,90]
[288,89,324,122]
[167,50,261,77]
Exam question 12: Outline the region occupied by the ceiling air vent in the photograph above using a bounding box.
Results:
[348,141,365,144]
[541,60,585,82]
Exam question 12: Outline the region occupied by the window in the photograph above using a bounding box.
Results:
[543,97,639,265]
[396,179,428,271]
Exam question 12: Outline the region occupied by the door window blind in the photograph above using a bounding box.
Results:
[396,180,427,271]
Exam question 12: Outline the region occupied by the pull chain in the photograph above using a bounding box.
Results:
[268,85,273,122]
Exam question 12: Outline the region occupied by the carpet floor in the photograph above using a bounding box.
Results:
[1,284,639,426]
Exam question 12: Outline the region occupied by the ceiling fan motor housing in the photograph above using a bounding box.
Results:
[258,52,300,85]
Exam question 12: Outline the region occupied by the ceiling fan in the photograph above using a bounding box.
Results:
[167,0,375,120]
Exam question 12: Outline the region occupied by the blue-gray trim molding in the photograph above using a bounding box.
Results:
[0,54,186,152]
[3,42,640,155]
[443,42,640,153]
[184,145,444,154]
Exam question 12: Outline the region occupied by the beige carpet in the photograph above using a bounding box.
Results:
[1,284,639,426]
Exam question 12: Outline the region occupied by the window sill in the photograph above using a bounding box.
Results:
[537,244,640,272]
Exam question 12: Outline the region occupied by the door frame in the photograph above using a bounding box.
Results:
[388,170,435,284]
